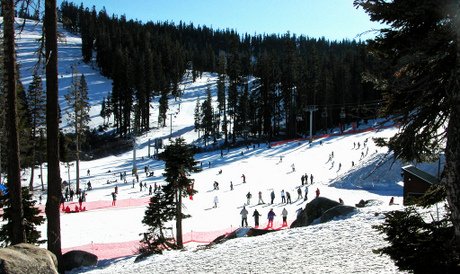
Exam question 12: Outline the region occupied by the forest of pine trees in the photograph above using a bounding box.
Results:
[59,1,381,144]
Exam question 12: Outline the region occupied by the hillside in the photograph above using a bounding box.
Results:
[10,19,444,273]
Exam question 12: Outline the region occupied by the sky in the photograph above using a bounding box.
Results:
[58,0,384,41]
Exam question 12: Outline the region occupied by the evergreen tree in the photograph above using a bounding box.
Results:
[201,85,214,145]
[158,138,198,248]
[26,73,46,191]
[355,0,460,251]
[0,187,46,247]
[2,0,26,245]
[158,90,169,127]
[64,70,90,196]
[140,190,176,254]
[194,97,201,137]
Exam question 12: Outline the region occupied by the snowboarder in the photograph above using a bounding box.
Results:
[253,209,262,227]
[258,191,264,204]
[87,181,92,190]
[301,175,305,185]
[213,181,219,190]
[304,186,309,201]
[241,174,246,183]
[270,190,275,204]
[246,191,252,205]
[87,169,90,176]
[291,164,296,172]
[240,206,249,227]
[267,208,276,228]
[281,208,288,226]
[315,188,320,198]
[281,190,286,203]
[310,174,314,185]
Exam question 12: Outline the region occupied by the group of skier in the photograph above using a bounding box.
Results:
[240,206,289,228]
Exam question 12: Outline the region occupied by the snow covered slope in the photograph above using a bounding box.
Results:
[11,19,444,273]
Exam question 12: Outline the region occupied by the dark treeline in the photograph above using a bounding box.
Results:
[59,1,381,143]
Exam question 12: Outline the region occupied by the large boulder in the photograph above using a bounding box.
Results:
[62,250,98,271]
[0,243,58,274]
[320,205,356,223]
[291,197,344,228]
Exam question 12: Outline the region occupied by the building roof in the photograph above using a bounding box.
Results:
[402,165,439,185]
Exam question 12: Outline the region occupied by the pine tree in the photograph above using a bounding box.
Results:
[65,70,90,194]
[0,187,46,247]
[158,138,198,248]
[355,0,460,251]
[140,191,176,254]
[194,97,201,137]
[2,0,26,245]
[26,73,46,191]
[201,85,214,146]
[158,90,169,127]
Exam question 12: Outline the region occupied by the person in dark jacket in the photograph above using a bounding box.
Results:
[267,208,276,228]
[253,209,262,227]
[270,190,275,204]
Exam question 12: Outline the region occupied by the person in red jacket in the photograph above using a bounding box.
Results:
[315,188,320,198]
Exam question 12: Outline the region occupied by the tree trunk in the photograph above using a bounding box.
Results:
[44,0,63,271]
[2,0,26,245]
[176,188,183,248]
[445,8,460,251]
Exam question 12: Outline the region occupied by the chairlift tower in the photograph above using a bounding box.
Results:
[304,105,318,142]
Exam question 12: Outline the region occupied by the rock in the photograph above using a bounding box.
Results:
[320,205,356,223]
[291,197,341,228]
[62,250,98,271]
[0,243,58,274]
[355,199,382,208]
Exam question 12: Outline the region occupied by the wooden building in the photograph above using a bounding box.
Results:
[401,165,439,205]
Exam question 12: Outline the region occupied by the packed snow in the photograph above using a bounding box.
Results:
[6,18,445,273]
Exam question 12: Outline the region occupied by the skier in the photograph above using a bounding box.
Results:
[304,186,309,201]
[315,188,320,198]
[230,181,233,191]
[310,174,314,185]
[253,209,262,227]
[139,182,143,192]
[301,175,305,185]
[270,190,275,204]
[246,191,252,205]
[291,164,296,172]
[87,169,90,176]
[213,196,219,208]
[281,208,288,226]
[241,174,246,183]
[281,190,286,203]
[240,206,249,227]
[149,185,153,195]
[258,191,264,204]
[78,196,83,210]
[297,187,303,200]
[114,185,118,194]
[111,192,117,206]
[267,208,276,228]
[286,191,292,204]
